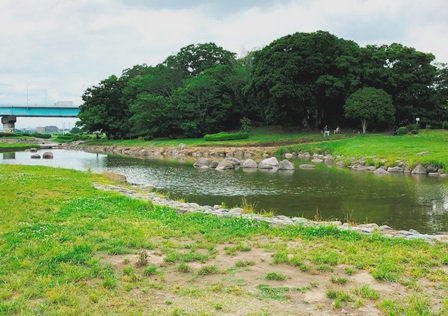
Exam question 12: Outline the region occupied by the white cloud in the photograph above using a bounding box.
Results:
[1,0,447,128]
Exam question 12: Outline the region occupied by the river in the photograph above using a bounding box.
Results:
[1,149,448,234]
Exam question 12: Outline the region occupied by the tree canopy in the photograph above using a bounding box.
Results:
[77,32,448,139]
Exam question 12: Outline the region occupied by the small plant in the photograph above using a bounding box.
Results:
[241,197,257,214]
[310,281,319,287]
[266,272,286,281]
[331,276,348,285]
[214,303,223,310]
[235,260,256,267]
[136,250,148,267]
[177,263,191,273]
[314,209,323,221]
[143,266,158,276]
[342,208,357,225]
[165,300,172,305]
[344,267,355,275]
[355,284,380,300]
[240,117,252,133]
[204,131,249,141]
[396,126,408,136]
[198,265,219,276]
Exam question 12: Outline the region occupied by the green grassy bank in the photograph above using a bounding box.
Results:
[1,165,448,315]
[0,143,38,151]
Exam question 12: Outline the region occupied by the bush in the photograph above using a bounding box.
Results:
[410,129,419,134]
[406,123,420,131]
[396,127,408,136]
[425,124,431,130]
[34,133,51,139]
[204,131,249,141]
[240,117,252,133]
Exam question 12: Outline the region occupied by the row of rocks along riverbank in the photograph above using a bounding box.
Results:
[69,143,448,177]
[94,181,448,243]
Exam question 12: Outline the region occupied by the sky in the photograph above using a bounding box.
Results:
[1,0,447,129]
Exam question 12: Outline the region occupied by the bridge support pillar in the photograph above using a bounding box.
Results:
[2,115,17,132]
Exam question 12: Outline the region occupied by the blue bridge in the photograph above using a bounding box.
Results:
[0,105,80,131]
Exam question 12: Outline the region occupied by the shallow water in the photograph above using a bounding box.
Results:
[2,149,448,234]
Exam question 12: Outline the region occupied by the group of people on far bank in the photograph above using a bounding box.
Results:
[323,125,340,136]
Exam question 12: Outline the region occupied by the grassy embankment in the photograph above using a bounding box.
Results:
[83,128,448,169]
[1,164,448,315]
[0,143,38,152]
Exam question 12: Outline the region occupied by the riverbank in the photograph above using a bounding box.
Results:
[1,164,448,315]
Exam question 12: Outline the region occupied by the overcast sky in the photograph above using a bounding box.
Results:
[1,0,447,128]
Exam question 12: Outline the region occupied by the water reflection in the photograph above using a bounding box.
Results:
[1,149,447,234]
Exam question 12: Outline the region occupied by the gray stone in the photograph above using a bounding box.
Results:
[104,171,127,183]
[30,154,41,159]
[226,157,241,165]
[416,151,429,156]
[30,148,38,152]
[242,159,258,168]
[311,158,323,163]
[426,165,438,173]
[387,166,404,173]
[216,160,235,170]
[42,152,54,159]
[411,164,427,175]
[193,158,210,168]
[259,157,279,169]
[336,161,345,168]
[374,167,388,175]
[284,153,293,159]
[278,160,295,170]
[299,164,315,169]
[209,161,219,169]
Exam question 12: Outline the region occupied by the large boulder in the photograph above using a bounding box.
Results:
[30,154,41,159]
[279,160,295,170]
[193,158,210,168]
[216,160,235,171]
[226,157,241,165]
[411,164,427,175]
[104,171,127,183]
[259,157,279,169]
[209,161,220,169]
[242,159,258,168]
[42,152,54,159]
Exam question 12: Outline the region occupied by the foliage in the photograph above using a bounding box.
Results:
[396,126,408,136]
[240,117,252,132]
[344,87,395,133]
[204,131,249,141]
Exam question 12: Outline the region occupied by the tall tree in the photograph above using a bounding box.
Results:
[344,87,395,133]
[248,31,360,129]
[77,75,129,139]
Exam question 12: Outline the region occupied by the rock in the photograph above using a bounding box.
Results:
[230,208,244,214]
[299,164,315,169]
[30,148,38,152]
[242,159,258,168]
[193,158,210,168]
[42,152,54,159]
[278,160,295,170]
[387,166,404,173]
[30,154,41,159]
[284,153,293,159]
[311,158,323,163]
[259,157,279,169]
[336,161,345,168]
[428,173,439,177]
[209,161,219,169]
[226,157,241,165]
[411,164,427,175]
[177,143,185,150]
[104,171,127,183]
[416,151,429,156]
[374,168,388,175]
[324,156,334,167]
[426,165,438,173]
[216,160,235,170]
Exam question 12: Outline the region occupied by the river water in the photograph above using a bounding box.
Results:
[2,149,448,234]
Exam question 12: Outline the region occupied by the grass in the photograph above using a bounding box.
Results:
[1,164,448,314]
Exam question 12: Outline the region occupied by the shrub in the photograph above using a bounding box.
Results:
[204,131,249,142]
[240,117,252,133]
[425,124,431,130]
[410,129,419,134]
[406,123,420,131]
[396,127,408,136]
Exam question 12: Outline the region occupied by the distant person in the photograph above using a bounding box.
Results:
[334,126,340,134]
[323,125,329,137]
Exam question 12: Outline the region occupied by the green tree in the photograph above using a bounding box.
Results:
[344,87,395,133]
[70,126,81,134]
[248,31,361,128]
[77,75,129,139]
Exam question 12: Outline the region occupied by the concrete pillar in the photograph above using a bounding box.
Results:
[2,115,17,132]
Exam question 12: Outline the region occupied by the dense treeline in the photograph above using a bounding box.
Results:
[77,31,448,139]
